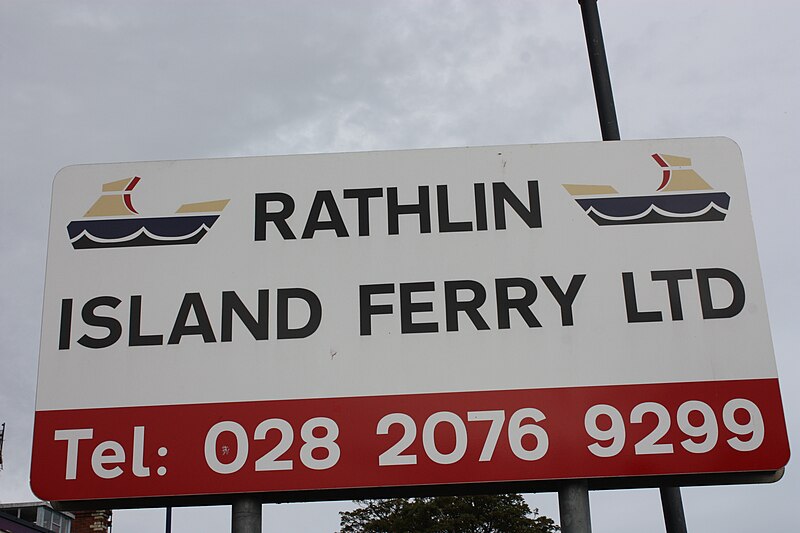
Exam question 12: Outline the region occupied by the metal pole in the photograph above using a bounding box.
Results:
[578,0,620,141]
[0,423,5,471]
[165,507,172,533]
[559,480,592,533]
[660,487,689,533]
[557,4,615,530]
[231,496,262,533]
[577,2,689,532]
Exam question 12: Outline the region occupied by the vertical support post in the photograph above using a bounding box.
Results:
[562,2,616,531]
[232,496,262,533]
[578,2,689,532]
[0,422,6,471]
[559,480,592,533]
[660,487,689,533]
[578,0,620,142]
[165,507,172,533]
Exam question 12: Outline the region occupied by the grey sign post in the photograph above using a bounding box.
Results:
[232,496,262,533]
[576,1,688,532]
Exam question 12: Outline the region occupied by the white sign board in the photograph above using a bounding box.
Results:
[32,137,788,504]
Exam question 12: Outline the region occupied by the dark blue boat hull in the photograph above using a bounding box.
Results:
[574,191,730,226]
[67,215,221,249]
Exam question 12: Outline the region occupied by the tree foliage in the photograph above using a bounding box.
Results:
[339,494,559,533]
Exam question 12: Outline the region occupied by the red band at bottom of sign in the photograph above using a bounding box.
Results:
[31,378,790,502]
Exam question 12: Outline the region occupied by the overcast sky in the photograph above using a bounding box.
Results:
[1,1,799,531]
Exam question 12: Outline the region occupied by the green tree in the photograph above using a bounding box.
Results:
[339,494,559,533]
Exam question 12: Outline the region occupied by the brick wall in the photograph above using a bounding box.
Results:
[71,511,111,533]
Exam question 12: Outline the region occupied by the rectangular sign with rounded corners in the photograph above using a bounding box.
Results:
[33,137,789,506]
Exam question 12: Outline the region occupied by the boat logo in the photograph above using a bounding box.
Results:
[563,153,730,226]
[66,177,229,249]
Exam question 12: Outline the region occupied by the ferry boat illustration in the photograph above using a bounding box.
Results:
[67,177,229,249]
[563,153,730,226]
